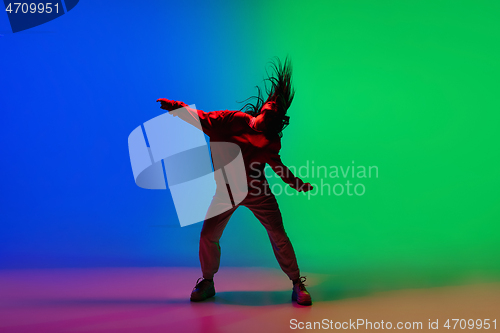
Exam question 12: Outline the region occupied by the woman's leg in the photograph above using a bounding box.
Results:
[242,193,301,281]
[199,195,237,279]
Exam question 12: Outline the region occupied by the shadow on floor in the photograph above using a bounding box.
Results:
[211,290,291,306]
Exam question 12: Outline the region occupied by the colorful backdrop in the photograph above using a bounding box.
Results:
[1,0,499,292]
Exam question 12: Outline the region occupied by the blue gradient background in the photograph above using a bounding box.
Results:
[0,1,283,269]
[1,0,499,291]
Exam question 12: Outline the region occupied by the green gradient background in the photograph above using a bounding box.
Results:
[213,0,500,291]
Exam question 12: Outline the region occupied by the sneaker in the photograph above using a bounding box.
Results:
[190,278,215,302]
[292,276,312,306]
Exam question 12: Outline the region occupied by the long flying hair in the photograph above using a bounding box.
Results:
[241,57,295,139]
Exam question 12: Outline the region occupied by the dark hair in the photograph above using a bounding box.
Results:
[240,56,295,139]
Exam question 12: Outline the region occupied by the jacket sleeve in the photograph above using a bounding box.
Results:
[170,102,233,137]
[267,140,306,191]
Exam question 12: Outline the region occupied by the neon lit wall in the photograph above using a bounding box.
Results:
[1,1,499,289]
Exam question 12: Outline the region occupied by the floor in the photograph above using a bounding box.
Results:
[1,267,499,332]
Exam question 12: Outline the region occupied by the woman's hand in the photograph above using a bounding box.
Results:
[157,98,183,112]
[293,180,314,192]
[299,183,314,192]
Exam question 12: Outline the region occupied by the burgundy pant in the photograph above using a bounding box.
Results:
[199,186,301,281]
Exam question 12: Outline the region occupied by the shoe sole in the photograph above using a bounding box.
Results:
[190,289,216,302]
[292,292,312,306]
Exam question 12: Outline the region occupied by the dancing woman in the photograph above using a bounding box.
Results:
[157,57,314,305]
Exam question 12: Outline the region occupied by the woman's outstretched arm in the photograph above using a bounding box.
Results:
[157,98,235,137]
